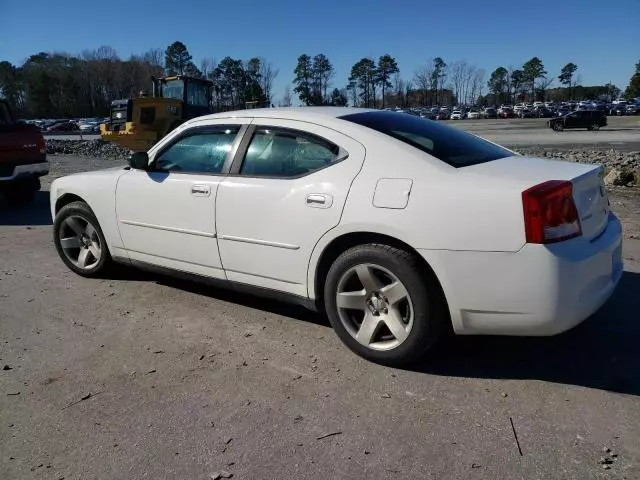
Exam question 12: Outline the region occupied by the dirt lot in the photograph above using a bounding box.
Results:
[1,156,640,480]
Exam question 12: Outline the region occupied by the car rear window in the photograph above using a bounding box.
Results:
[340,111,513,168]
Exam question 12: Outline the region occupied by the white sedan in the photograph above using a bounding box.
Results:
[450,110,463,120]
[50,107,623,365]
[467,110,481,120]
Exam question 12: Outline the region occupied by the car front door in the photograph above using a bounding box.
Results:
[215,120,365,297]
[115,123,248,278]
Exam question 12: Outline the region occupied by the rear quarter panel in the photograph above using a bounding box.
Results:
[307,138,528,299]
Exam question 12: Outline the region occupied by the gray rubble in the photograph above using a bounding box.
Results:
[514,147,640,172]
[46,139,131,161]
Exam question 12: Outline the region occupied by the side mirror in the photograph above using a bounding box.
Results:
[128,152,149,170]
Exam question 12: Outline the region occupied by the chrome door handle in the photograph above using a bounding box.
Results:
[191,184,211,196]
[306,193,332,208]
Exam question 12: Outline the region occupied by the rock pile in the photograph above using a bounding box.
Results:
[46,139,131,161]
[514,147,640,172]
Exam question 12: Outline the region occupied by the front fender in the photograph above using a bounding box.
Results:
[50,169,128,251]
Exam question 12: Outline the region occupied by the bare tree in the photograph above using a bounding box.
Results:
[536,77,554,101]
[200,57,217,79]
[450,61,466,105]
[281,84,292,107]
[142,48,164,68]
[404,79,412,108]
[259,58,279,104]
[461,64,476,105]
[470,68,486,105]
[95,46,119,61]
[414,63,433,105]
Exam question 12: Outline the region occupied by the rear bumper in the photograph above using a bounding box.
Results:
[419,214,623,336]
[0,161,49,181]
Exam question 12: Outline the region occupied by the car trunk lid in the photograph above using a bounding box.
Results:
[462,155,609,241]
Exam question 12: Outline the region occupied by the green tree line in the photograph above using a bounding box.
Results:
[1,40,638,118]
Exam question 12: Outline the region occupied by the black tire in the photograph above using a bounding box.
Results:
[53,201,112,277]
[590,123,600,131]
[324,244,447,366]
[3,177,39,205]
[553,122,564,132]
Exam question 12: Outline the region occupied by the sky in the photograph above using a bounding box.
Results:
[2,0,639,103]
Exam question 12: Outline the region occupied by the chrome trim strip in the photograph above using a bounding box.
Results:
[120,220,216,238]
[218,234,300,250]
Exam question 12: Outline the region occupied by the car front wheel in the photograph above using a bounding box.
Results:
[53,201,112,277]
[324,244,446,366]
[553,122,564,131]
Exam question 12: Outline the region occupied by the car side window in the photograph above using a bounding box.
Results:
[154,127,239,174]
[240,128,341,178]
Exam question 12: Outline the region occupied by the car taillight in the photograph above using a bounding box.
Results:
[522,180,582,244]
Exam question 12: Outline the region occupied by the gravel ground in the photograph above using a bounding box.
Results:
[1,155,639,480]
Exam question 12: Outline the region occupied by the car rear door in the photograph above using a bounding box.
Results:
[215,120,365,297]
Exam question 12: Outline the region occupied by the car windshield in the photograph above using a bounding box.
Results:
[340,111,513,168]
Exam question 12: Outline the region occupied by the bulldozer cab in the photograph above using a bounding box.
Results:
[154,76,213,119]
[100,75,213,152]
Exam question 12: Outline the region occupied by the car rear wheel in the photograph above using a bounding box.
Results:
[324,244,446,366]
[553,122,564,131]
[589,123,600,131]
[53,201,112,277]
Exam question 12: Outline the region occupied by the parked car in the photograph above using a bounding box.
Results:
[79,121,100,133]
[626,104,640,115]
[450,110,463,120]
[532,107,554,118]
[498,106,514,118]
[482,107,498,119]
[467,110,481,120]
[518,108,533,118]
[49,107,622,365]
[47,121,79,132]
[0,100,49,203]
[548,110,607,131]
[612,105,627,116]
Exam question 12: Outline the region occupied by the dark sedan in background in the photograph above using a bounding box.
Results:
[548,110,607,131]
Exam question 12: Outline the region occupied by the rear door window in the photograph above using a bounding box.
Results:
[340,111,512,168]
[239,127,341,178]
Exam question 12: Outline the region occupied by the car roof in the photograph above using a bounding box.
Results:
[192,107,376,123]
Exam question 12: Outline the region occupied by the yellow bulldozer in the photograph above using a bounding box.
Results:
[100,75,214,152]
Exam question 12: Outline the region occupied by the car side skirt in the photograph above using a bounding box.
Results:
[114,257,319,312]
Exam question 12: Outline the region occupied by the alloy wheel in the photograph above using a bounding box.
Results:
[58,215,102,270]
[335,263,414,351]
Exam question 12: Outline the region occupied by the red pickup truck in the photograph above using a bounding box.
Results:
[0,100,49,203]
